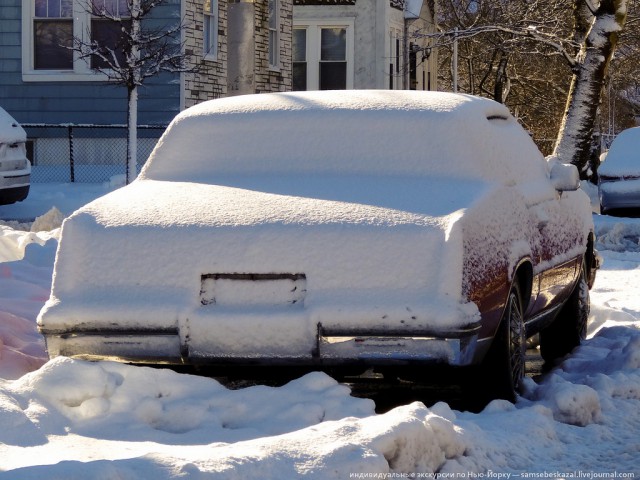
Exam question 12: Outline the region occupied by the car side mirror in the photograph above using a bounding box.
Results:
[549,162,580,192]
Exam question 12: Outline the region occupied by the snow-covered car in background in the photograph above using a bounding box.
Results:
[38,91,598,401]
[0,106,30,205]
[598,127,640,214]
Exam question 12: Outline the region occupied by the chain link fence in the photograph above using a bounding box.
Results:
[23,124,167,183]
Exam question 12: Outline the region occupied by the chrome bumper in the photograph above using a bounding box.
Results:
[42,320,482,367]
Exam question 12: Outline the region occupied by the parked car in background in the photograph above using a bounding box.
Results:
[0,106,30,205]
[598,127,640,215]
[38,91,598,402]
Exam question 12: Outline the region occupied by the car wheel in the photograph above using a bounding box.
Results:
[479,283,526,403]
[539,261,589,363]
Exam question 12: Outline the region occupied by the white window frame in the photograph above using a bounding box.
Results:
[293,18,354,91]
[22,0,125,82]
[203,0,218,61]
[268,0,279,70]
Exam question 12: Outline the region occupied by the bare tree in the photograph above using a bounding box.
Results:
[423,0,629,178]
[553,0,628,178]
[598,0,640,142]
[430,0,577,152]
[73,0,197,183]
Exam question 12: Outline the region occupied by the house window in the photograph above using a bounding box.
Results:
[268,0,279,68]
[24,0,132,81]
[203,0,218,60]
[292,20,354,90]
[34,0,74,70]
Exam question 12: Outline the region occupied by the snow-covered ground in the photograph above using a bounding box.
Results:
[0,183,639,478]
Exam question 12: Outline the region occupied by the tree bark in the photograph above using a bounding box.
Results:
[126,85,138,184]
[553,0,627,178]
[126,0,141,184]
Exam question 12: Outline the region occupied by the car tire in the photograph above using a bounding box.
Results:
[479,282,526,404]
[539,260,589,363]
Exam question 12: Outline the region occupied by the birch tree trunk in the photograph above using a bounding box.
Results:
[553,0,627,178]
[72,0,196,184]
[127,85,138,184]
[126,0,142,184]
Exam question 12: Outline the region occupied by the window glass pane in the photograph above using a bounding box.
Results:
[61,0,73,16]
[320,62,346,90]
[91,19,130,69]
[92,0,120,15]
[104,0,119,14]
[92,0,125,15]
[293,29,306,62]
[204,14,216,55]
[35,0,47,17]
[321,28,346,61]
[48,0,60,17]
[268,0,277,29]
[34,19,73,69]
[293,63,307,91]
[92,0,104,14]
[269,30,278,66]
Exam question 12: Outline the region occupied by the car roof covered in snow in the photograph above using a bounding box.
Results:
[139,90,548,186]
[599,126,640,177]
[0,106,26,145]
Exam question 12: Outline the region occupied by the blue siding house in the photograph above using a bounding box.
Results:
[0,0,182,182]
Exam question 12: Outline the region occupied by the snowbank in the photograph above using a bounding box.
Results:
[1,325,639,476]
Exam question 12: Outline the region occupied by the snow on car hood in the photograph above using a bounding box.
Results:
[39,175,490,334]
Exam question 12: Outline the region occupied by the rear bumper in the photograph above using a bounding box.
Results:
[599,183,640,212]
[40,321,482,368]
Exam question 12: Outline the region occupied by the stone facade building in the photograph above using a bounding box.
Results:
[292,0,437,92]
[182,0,436,108]
[183,0,293,108]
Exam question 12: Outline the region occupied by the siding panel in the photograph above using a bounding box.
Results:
[1,0,179,126]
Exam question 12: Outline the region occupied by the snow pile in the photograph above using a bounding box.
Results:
[595,216,640,252]
[521,326,640,431]
[8,358,374,440]
[0,209,60,263]
[2,324,640,476]
[30,206,64,232]
[527,376,602,426]
[0,241,54,379]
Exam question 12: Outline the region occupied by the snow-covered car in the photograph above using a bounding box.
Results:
[0,106,30,205]
[38,91,598,401]
[598,127,640,214]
